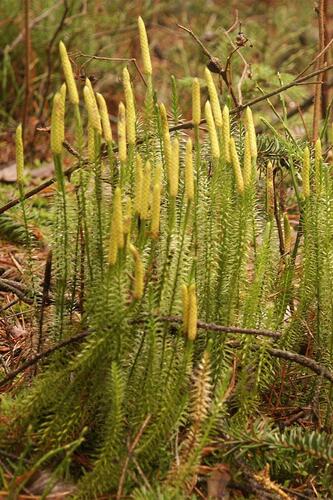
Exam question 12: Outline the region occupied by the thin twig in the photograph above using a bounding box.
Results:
[37,0,69,120]
[3,314,333,387]
[294,38,333,80]
[313,0,326,141]
[22,0,32,134]
[264,346,333,383]
[0,279,33,304]
[117,415,151,500]
[158,316,280,339]
[76,52,147,87]
[36,250,52,360]
[0,152,84,215]
[178,24,239,106]
[0,298,20,314]
[0,330,89,387]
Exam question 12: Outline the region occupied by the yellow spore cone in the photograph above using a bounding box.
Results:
[59,41,79,105]
[118,102,127,162]
[15,124,24,184]
[205,101,220,159]
[204,67,222,127]
[123,67,136,145]
[185,138,194,201]
[138,17,152,76]
[192,78,201,126]
[96,93,112,143]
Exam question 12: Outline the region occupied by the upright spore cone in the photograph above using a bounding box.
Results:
[83,84,101,134]
[229,138,244,194]
[185,138,194,201]
[51,86,66,155]
[245,107,257,159]
[243,131,252,188]
[123,68,136,145]
[59,41,79,105]
[138,17,152,76]
[15,124,24,184]
[205,101,220,160]
[222,105,231,162]
[204,68,222,128]
[96,93,112,143]
[314,138,322,195]
[192,78,201,126]
[118,102,127,163]
[159,103,169,136]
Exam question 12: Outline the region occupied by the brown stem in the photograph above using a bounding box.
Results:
[22,0,32,134]
[313,0,326,141]
[37,0,69,120]
[116,415,151,500]
[36,250,52,358]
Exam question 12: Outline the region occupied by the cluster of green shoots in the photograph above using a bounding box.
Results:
[3,15,333,499]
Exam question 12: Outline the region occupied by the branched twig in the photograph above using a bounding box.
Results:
[178,23,239,106]
[158,315,280,339]
[75,52,147,87]
[0,330,89,387]
[117,414,151,500]
[38,0,69,120]
[36,249,52,358]
[3,315,333,387]
[0,278,33,304]
[264,346,333,384]
[0,150,84,215]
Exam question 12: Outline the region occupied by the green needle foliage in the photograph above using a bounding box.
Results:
[2,16,333,498]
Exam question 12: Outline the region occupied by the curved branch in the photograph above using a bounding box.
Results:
[2,315,333,387]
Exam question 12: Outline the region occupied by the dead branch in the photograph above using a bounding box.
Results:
[158,316,280,339]
[37,0,69,120]
[0,330,89,387]
[2,313,333,387]
[178,23,239,106]
[117,414,151,500]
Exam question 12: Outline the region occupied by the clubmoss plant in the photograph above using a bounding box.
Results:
[2,15,333,500]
